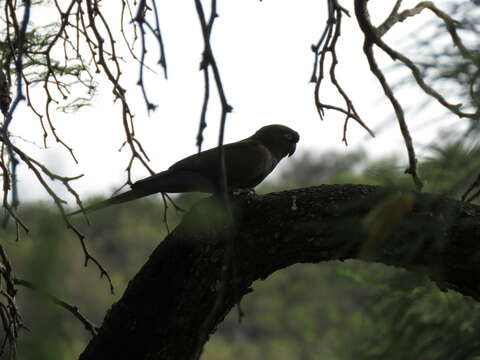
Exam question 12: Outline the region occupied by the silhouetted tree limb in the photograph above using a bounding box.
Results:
[79,184,480,360]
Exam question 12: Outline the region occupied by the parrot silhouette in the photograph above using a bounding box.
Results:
[69,124,299,215]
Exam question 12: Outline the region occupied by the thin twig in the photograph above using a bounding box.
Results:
[133,0,167,112]
[361,1,477,120]
[14,278,98,337]
[311,0,375,143]
[192,1,239,359]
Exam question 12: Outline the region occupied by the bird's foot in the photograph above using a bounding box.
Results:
[232,188,256,196]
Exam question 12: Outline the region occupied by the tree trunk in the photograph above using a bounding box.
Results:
[79,184,480,360]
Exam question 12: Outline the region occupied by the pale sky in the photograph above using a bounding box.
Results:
[10,1,457,204]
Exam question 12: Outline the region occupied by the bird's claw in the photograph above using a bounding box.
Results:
[233,188,256,196]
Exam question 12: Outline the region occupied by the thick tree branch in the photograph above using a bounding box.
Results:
[80,184,480,360]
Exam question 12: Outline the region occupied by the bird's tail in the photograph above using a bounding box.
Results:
[68,189,151,216]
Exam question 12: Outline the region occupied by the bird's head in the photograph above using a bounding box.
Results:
[252,124,300,160]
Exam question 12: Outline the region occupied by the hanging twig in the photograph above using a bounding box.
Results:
[311,0,375,144]
[133,0,168,113]
[192,1,239,359]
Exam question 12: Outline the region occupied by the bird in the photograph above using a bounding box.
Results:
[69,124,299,216]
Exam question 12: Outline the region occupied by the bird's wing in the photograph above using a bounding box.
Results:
[225,140,278,189]
[169,139,278,190]
[131,169,216,193]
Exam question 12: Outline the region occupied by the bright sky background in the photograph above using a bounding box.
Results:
[10,0,457,205]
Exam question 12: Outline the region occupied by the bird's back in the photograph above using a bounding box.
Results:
[166,139,278,192]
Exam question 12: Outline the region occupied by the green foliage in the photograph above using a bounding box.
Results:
[204,261,365,360]
[431,1,480,113]
[278,149,368,188]
[0,0,96,115]
[419,142,480,198]
[2,198,170,359]
[333,266,480,360]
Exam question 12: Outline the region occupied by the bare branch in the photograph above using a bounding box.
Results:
[0,245,22,356]
[311,0,375,143]
[133,0,168,113]
[0,136,114,292]
[376,0,403,36]
[14,278,98,338]
[362,1,477,120]
[192,1,238,358]
[354,0,425,190]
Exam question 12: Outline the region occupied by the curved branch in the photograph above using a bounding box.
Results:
[354,0,423,190]
[80,184,480,359]
[355,0,477,120]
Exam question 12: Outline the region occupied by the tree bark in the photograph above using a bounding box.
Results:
[79,184,480,360]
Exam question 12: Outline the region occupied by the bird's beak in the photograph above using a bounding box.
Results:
[288,143,297,157]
